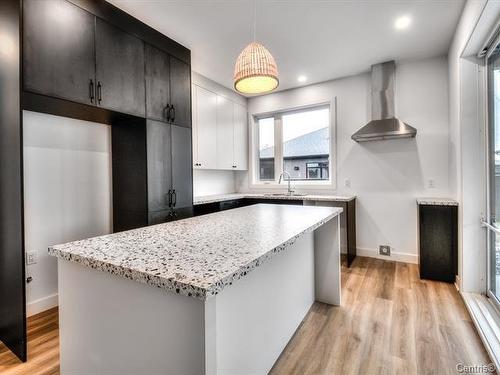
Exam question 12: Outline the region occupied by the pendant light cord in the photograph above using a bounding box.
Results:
[253,0,257,42]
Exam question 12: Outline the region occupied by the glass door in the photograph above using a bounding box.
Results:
[487,43,500,304]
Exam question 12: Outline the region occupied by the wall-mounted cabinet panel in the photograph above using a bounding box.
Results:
[193,85,217,169]
[192,82,248,172]
[147,120,172,212]
[216,96,234,170]
[233,103,248,170]
[95,18,145,117]
[23,0,96,105]
[169,57,191,128]
[145,44,170,122]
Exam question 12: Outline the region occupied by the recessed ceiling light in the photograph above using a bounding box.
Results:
[394,16,411,30]
[297,75,307,83]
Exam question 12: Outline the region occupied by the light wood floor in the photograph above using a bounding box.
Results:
[270,257,491,375]
[0,257,491,375]
[0,307,59,375]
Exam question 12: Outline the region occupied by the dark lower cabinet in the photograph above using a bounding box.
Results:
[23,0,96,105]
[171,125,193,211]
[418,203,458,283]
[113,119,193,232]
[147,120,172,212]
[95,18,145,117]
[169,57,191,128]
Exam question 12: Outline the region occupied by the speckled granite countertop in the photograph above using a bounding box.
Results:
[194,192,356,205]
[49,204,342,301]
[416,198,458,206]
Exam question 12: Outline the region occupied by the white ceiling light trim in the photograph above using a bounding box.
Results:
[394,15,412,30]
[297,75,307,83]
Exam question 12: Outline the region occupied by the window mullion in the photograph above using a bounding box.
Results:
[274,115,283,183]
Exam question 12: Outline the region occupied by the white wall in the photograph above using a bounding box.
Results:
[448,0,488,293]
[23,111,112,316]
[239,57,450,263]
[193,170,236,196]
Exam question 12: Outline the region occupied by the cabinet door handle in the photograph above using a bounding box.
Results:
[170,105,175,123]
[97,81,102,103]
[165,104,171,122]
[168,189,172,208]
[172,189,177,207]
[89,79,95,103]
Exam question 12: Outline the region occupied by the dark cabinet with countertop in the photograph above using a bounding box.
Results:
[418,201,458,283]
[194,197,357,267]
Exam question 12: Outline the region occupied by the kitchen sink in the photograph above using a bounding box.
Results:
[264,193,307,197]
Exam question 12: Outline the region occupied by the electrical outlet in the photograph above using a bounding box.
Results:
[428,179,435,188]
[344,179,351,188]
[379,245,391,256]
[26,251,38,265]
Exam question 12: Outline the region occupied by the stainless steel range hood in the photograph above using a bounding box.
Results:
[351,60,416,142]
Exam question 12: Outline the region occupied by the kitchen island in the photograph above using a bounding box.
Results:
[49,204,342,375]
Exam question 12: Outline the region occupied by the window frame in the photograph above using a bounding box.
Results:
[249,100,337,190]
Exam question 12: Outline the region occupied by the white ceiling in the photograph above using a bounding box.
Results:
[107,0,465,95]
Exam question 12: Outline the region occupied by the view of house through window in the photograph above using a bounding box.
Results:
[258,117,275,180]
[257,106,330,183]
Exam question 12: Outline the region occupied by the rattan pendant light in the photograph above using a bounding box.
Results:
[234,0,278,94]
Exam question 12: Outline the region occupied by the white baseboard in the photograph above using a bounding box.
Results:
[27,293,58,317]
[356,247,418,264]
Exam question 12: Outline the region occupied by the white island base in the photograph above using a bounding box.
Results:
[57,216,340,375]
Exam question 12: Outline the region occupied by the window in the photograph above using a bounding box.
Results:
[254,105,332,186]
[487,44,500,305]
[258,117,275,181]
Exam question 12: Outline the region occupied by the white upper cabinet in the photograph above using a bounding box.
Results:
[192,85,217,169]
[192,81,248,171]
[233,103,248,170]
[216,95,234,170]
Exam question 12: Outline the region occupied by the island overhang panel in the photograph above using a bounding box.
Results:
[49,204,342,374]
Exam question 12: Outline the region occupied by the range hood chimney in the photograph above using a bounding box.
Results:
[351,60,416,142]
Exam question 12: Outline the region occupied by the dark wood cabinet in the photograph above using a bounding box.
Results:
[0,0,26,362]
[171,125,193,215]
[169,57,192,128]
[418,203,458,283]
[9,0,192,362]
[111,119,148,217]
[145,46,191,128]
[113,119,193,232]
[23,0,96,105]
[145,44,170,122]
[95,18,145,117]
[147,120,172,212]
